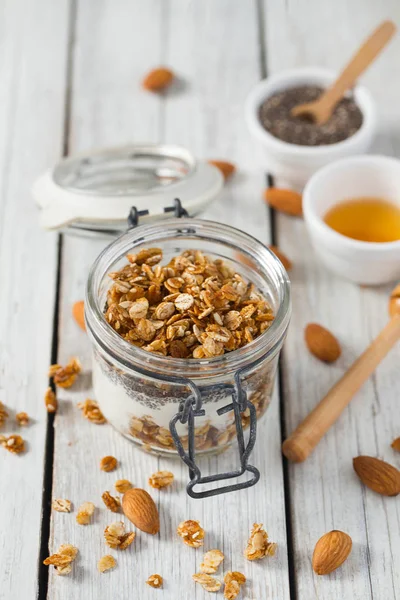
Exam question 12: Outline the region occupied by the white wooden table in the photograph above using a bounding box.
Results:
[1,1,399,599]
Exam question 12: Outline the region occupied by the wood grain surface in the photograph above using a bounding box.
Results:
[0,0,70,598]
[263,1,400,598]
[0,1,399,599]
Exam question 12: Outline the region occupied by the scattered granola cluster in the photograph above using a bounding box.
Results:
[104,521,136,550]
[115,479,132,493]
[148,470,174,489]
[78,399,106,424]
[1,434,25,454]
[100,455,118,472]
[146,574,163,588]
[244,523,277,561]
[102,491,121,513]
[16,411,29,426]
[43,544,78,576]
[0,402,8,426]
[105,248,274,358]
[49,357,81,388]
[44,388,57,413]
[224,571,246,600]
[192,547,246,598]
[52,498,72,513]
[76,501,95,525]
[177,520,205,548]
[200,549,225,574]
[98,554,116,573]
[193,572,222,592]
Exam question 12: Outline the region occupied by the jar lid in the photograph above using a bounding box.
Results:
[32,144,223,236]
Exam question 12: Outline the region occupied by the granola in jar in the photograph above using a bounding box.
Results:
[86,219,290,457]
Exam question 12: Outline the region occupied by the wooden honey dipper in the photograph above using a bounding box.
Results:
[282,284,400,462]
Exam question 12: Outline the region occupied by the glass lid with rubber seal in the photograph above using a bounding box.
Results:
[32,144,223,237]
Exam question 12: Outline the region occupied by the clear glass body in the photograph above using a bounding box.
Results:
[85,219,291,456]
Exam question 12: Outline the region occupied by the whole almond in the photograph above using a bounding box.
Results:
[269,245,292,271]
[122,488,160,534]
[353,456,400,496]
[72,300,86,331]
[312,530,352,575]
[142,67,174,92]
[304,323,341,363]
[389,283,400,317]
[391,437,400,452]
[264,188,303,216]
[208,160,236,181]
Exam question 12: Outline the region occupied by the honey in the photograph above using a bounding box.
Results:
[324,197,400,243]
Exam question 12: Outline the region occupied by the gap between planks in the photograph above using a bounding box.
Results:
[38,0,78,596]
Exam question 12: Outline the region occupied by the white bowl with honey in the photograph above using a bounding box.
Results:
[303,155,400,285]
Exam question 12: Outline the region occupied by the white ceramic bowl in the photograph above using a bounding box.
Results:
[303,155,400,285]
[245,67,377,190]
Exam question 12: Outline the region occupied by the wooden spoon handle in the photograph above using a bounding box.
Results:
[321,20,396,112]
[282,315,400,463]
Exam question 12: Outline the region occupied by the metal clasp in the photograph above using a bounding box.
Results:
[169,372,260,499]
[128,197,188,228]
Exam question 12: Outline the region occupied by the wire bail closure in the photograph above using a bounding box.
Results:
[169,369,260,499]
[127,199,260,498]
[128,197,188,229]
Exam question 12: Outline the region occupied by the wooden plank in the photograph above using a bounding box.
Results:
[0,0,70,598]
[49,1,291,599]
[164,3,290,600]
[48,1,172,599]
[262,1,400,599]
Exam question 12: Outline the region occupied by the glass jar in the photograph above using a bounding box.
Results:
[85,218,291,465]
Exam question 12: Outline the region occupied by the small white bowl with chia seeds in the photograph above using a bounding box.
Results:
[245,67,377,189]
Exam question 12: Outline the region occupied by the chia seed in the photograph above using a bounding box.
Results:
[259,85,363,146]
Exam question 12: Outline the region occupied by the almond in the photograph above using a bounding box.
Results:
[312,530,352,575]
[208,160,236,180]
[389,283,400,317]
[268,245,292,271]
[391,437,400,452]
[142,67,174,92]
[72,300,86,331]
[122,488,160,534]
[264,188,303,216]
[353,456,400,496]
[304,323,341,363]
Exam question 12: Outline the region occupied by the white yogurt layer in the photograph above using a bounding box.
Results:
[92,358,236,439]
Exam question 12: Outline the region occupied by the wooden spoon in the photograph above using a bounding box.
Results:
[291,20,396,125]
[282,284,400,463]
